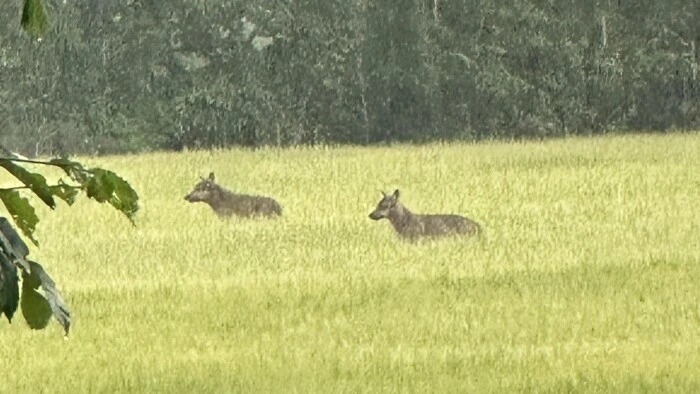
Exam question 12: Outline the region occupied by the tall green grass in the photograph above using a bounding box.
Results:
[1,133,699,393]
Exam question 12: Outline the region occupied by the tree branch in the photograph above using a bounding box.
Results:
[0,184,80,192]
[0,157,63,166]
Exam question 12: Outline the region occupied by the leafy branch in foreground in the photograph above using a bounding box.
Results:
[0,147,140,336]
[0,217,70,336]
[0,154,139,246]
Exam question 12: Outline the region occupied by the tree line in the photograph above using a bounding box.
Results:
[1,0,698,156]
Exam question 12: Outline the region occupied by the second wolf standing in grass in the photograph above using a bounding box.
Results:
[369,189,480,240]
[184,172,282,218]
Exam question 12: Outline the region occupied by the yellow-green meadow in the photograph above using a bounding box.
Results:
[1,132,699,393]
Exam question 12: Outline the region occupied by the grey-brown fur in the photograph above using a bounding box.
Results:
[368,189,480,240]
[184,172,282,218]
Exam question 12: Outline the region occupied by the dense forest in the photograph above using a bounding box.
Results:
[1,0,698,156]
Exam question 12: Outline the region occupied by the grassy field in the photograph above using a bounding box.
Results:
[1,132,700,393]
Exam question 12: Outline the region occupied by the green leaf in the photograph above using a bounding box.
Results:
[0,218,32,275]
[22,260,71,336]
[0,217,30,259]
[85,170,114,203]
[48,158,85,182]
[20,0,49,39]
[0,190,39,246]
[86,169,139,224]
[49,158,139,223]
[0,158,56,209]
[20,274,52,330]
[49,181,79,206]
[0,253,19,323]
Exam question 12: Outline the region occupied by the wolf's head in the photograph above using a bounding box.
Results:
[184,172,220,203]
[368,189,401,220]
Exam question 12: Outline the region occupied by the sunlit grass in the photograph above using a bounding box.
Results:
[1,132,699,393]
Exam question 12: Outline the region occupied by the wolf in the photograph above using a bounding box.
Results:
[368,189,480,240]
[184,172,282,218]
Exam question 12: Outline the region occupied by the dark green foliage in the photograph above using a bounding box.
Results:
[0,224,71,336]
[0,218,29,261]
[22,260,71,335]
[49,181,79,206]
[0,190,40,246]
[0,217,32,274]
[51,161,140,223]
[84,169,139,224]
[0,253,19,323]
[0,215,72,336]
[3,0,700,154]
[0,153,138,337]
[20,271,53,330]
[0,159,56,208]
[0,155,139,243]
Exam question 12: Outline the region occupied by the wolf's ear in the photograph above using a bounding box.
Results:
[380,190,387,197]
[393,189,400,199]
[208,172,215,181]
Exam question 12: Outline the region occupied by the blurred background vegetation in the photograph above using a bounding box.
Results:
[1,0,698,156]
